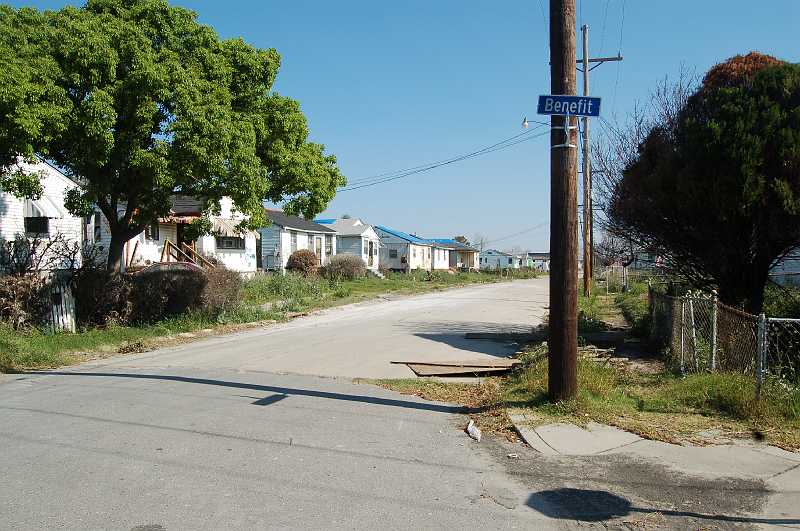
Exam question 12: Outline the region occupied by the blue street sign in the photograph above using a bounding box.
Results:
[537,95,601,117]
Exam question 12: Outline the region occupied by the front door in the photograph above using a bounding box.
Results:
[314,236,323,265]
[368,241,374,266]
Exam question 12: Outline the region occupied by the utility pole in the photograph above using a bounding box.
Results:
[548,0,578,401]
[581,24,591,298]
[577,26,622,297]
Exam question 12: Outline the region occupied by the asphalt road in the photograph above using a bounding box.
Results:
[91,277,551,379]
[0,278,792,529]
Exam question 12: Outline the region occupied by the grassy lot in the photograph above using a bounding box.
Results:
[0,305,281,372]
[241,269,538,310]
[1,269,539,373]
[505,346,800,450]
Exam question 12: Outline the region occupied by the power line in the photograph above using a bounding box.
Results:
[345,124,546,186]
[338,126,550,192]
[482,222,549,246]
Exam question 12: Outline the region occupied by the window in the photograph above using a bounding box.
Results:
[24,216,49,235]
[389,249,398,259]
[145,223,160,241]
[215,236,245,250]
[363,241,368,256]
[412,248,416,258]
[23,200,49,236]
[290,231,298,252]
[508,258,513,265]
[325,234,333,255]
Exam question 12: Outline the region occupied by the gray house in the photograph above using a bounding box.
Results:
[258,209,337,271]
[315,217,380,270]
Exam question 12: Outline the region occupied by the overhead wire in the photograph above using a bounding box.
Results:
[338,124,550,192]
[344,123,546,186]
[482,222,549,246]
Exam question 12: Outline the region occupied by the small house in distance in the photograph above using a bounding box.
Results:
[479,249,519,270]
[527,252,550,272]
[259,209,337,271]
[426,239,480,271]
[315,217,380,270]
[375,226,432,271]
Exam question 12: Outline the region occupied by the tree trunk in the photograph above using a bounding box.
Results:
[106,231,126,273]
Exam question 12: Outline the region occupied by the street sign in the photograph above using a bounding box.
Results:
[537,95,601,117]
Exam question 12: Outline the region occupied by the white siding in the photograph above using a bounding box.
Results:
[432,247,450,270]
[0,160,84,269]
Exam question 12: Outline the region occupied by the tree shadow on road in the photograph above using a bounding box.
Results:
[27,371,491,415]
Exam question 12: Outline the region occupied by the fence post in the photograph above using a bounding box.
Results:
[680,299,686,374]
[756,313,766,401]
[710,290,718,372]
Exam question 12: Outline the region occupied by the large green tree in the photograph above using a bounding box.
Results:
[0,0,344,271]
[609,53,800,313]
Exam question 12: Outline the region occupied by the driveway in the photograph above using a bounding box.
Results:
[92,277,550,378]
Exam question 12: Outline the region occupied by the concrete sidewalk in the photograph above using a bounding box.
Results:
[509,413,800,528]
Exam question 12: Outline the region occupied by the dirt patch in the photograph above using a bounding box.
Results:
[360,378,519,442]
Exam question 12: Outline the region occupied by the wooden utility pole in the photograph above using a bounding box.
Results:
[548,0,578,400]
[577,27,622,297]
[581,24,591,298]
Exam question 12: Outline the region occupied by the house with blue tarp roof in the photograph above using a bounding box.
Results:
[375,225,434,271]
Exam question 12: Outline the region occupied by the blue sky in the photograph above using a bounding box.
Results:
[12,1,800,251]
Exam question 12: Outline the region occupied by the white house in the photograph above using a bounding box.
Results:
[375,226,432,271]
[527,252,550,272]
[258,209,337,271]
[315,217,380,270]
[0,159,84,268]
[427,239,480,271]
[479,249,520,270]
[94,196,260,274]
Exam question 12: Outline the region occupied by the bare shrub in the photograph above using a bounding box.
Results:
[321,255,366,281]
[0,234,82,276]
[199,266,242,312]
[286,249,318,276]
[0,274,50,329]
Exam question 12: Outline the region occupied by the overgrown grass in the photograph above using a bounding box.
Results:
[763,283,800,318]
[241,270,539,310]
[506,347,800,449]
[614,282,650,337]
[0,305,281,372]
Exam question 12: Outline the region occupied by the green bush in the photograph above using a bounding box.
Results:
[763,283,800,318]
[286,249,318,276]
[321,255,367,281]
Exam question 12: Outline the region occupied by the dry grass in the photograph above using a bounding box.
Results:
[507,345,800,450]
[358,378,519,441]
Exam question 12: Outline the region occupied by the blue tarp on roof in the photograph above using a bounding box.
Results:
[375,225,431,245]
[314,218,336,224]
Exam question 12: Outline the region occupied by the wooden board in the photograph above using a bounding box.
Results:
[390,359,519,368]
[405,364,514,377]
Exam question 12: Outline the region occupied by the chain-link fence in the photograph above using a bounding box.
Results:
[648,286,799,399]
